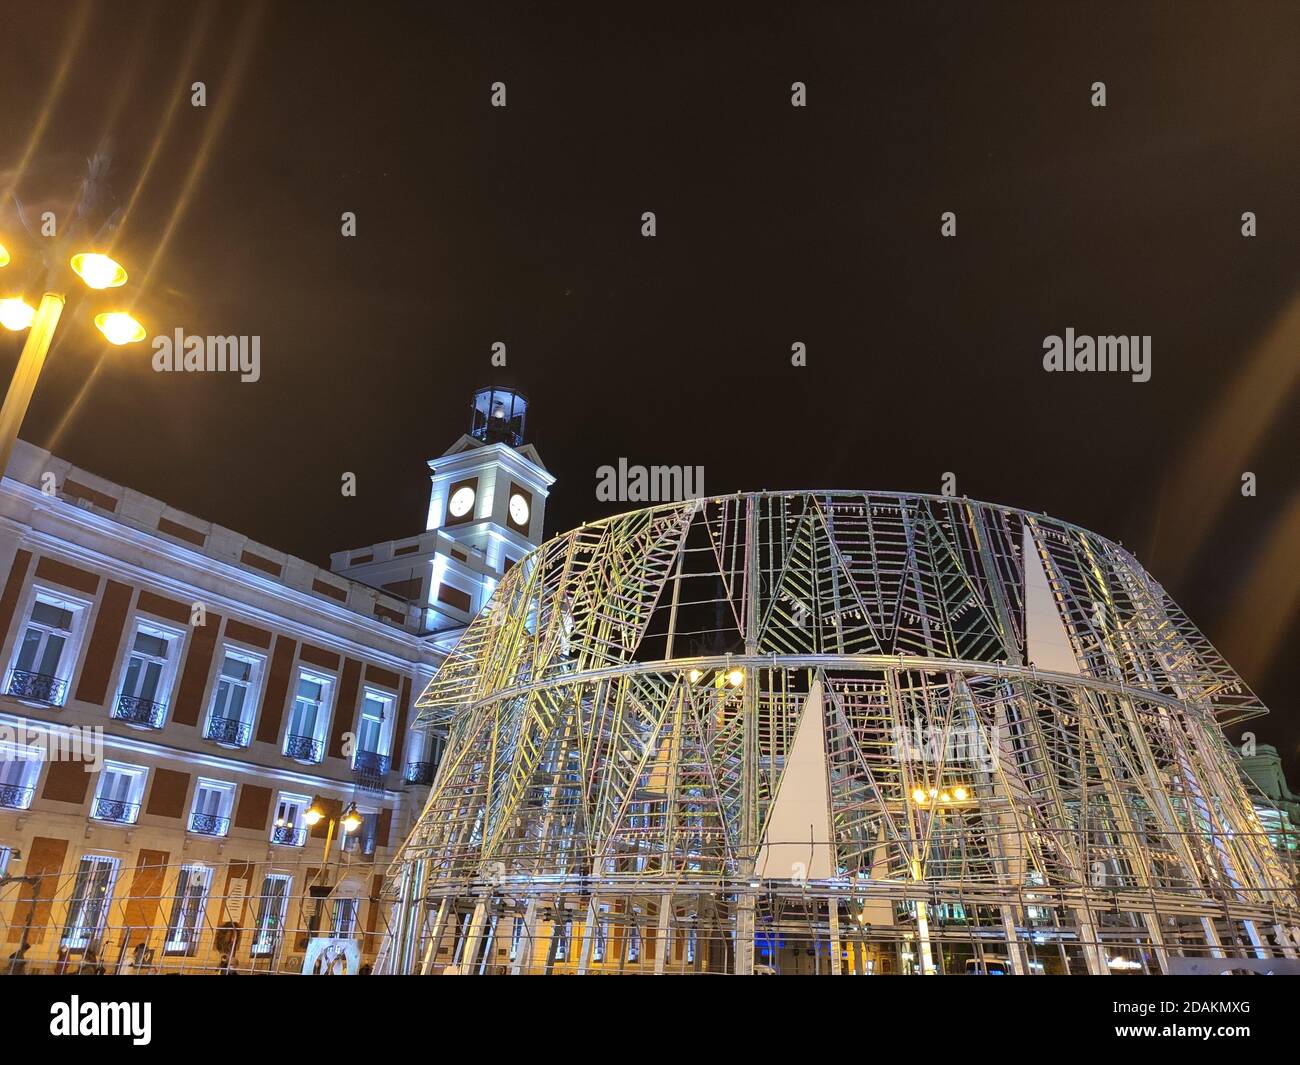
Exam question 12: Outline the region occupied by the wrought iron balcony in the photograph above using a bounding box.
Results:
[206,716,252,748]
[271,824,307,847]
[93,797,140,824]
[353,750,390,775]
[188,812,230,837]
[284,734,323,763]
[6,670,67,706]
[353,750,390,794]
[404,760,435,786]
[113,694,166,729]
[0,783,33,809]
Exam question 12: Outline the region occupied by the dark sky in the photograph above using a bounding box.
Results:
[2,2,1298,770]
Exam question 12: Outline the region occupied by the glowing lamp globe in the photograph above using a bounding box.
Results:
[71,252,128,290]
[0,297,35,331]
[94,312,146,345]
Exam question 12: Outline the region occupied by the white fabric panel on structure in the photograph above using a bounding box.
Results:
[757,679,836,879]
[1022,524,1081,675]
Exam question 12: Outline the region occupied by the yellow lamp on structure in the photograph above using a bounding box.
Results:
[910,787,928,804]
[303,804,325,827]
[0,242,10,268]
[725,668,744,688]
[688,668,703,684]
[0,298,35,331]
[341,802,363,833]
[94,311,146,345]
[953,786,969,802]
[71,252,128,290]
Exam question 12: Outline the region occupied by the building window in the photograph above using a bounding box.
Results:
[164,864,212,955]
[340,807,380,856]
[627,919,641,963]
[6,592,87,706]
[113,623,181,728]
[593,905,609,962]
[509,915,524,962]
[251,873,292,956]
[92,761,146,824]
[61,855,120,951]
[356,690,392,760]
[331,897,360,938]
[0,845,10,878]
[0,742,40,809]
[553,918,572,962]
[403,728,444,785]
[270,792,310,847]
[188,779,234,836]
[1026,869,1051,923]
[283,671,331,763]
[205,650,262,748]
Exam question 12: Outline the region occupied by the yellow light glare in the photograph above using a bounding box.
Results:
[0,243,10,268]
[910,788,928,804]
[953,786,969,802]
[341,802,363,833]
[725,668,744,688]
[94,311,146,345]
[687,669,703,684]
[939,792,951,804]
[71,252,128,289]
[0,297,35,331]
[303,806,324,827]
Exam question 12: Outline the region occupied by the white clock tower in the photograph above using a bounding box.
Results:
[330,387,554,653]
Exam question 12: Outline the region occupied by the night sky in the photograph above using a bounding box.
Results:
[2,3,1298,770]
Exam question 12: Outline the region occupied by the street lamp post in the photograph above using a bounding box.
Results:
[304,799,364,881]
[0,239,146,476]
[302,799,363,938]
[0,291,64,476]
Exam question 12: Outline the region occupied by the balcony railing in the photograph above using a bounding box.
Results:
[6,670,67,707]
[404,760,435,786]
[113,694,166,729]
[354,750,390,775]
[206,716,252,748]
[270,825,307,847]
[93,797,140,824]
[284,734,323,764]
[188,812,230,837]
[0,783,34,809]
[353,750,390,794]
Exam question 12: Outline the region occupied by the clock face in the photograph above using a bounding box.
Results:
[448,485,476,518]
[509,492,530,526]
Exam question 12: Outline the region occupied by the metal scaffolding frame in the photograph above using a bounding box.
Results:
[384,491,1300,974]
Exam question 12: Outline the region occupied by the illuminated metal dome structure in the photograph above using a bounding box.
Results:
[385,492,1299,975]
